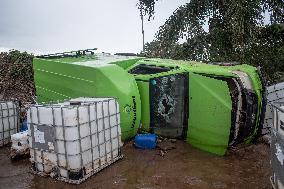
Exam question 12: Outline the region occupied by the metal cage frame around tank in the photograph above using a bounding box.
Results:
[270,102,284,189]
[28,98,123,184]
[0,100,20,147]
[271,102,284,132]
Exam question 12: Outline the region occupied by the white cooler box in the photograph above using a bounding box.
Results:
[28,97,123,184]
[0,100,19,146]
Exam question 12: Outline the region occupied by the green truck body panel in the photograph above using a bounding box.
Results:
[33,53,264,155]
[136,81,151,130]
[181,62,264,144]
[33,58,141,140]
[111,58,143,70]
[44,55,98,64]
[187,73,232,155]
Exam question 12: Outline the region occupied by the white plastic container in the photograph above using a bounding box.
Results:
[273,104,284,136]
[0,101,19,146]
[271,103,284,189]
[264,82,284,135]
[10,131,29,158]
[28,97,123,184]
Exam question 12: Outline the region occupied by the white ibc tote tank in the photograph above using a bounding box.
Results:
[271,102,284,189]
[28,97,123,184]
[0,100,19,146]
[272,103,284,135]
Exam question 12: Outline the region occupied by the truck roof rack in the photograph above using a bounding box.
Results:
[36,48,97,59]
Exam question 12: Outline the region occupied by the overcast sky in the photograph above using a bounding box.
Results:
[0,0,189,54]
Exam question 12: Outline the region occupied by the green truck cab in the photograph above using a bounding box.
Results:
[126,59,266,155]
[33,50,266,155]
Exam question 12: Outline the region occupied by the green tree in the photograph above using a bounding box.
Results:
[0,50,35,104]
[138,0,284,83]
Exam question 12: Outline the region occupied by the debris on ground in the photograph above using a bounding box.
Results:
[156,137,177,157]
[227,142,270,158]
[169,139,177,143]
[157,140,176,151]
[257,134,270,145]
[0,140,272,189]
[10,148,30,160]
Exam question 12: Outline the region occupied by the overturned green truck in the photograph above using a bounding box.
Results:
[33,50,266,155]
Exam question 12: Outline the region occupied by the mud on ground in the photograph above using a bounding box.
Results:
[0,140,271,189]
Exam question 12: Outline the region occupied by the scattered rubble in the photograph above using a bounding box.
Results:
[156,137,177,157]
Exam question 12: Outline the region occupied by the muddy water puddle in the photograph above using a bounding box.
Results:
[0,141,271,189]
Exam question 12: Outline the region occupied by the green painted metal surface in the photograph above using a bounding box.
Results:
[33,54,264,155]
[111,58,142,70]
[33,58,141,140]
[136,81,151,131]
[187,73,232,155]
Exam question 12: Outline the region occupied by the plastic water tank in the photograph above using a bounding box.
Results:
[28,97,123,184]
[0,101,19,146]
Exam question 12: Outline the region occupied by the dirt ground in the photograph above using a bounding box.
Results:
[0,140,271,189]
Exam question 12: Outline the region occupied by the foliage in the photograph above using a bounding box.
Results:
[0,50,35,105]
[138,0,157,20]
[138,0,284,83]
